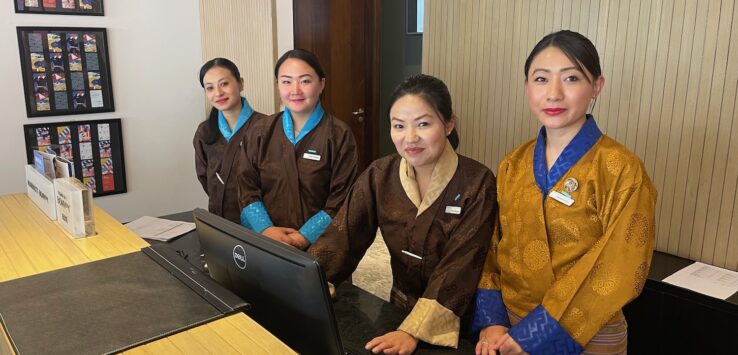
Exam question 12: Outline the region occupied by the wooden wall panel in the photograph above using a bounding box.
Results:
[199,0,278,114]
[423,0,738,270]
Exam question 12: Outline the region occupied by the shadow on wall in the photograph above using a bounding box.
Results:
[378,0,423,157]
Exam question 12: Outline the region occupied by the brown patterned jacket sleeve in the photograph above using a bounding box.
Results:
[193,124,209,194]
[322,117,359,218]
[236,116,269,210]
[308,163,379,284]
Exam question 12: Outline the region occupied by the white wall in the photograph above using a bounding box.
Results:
[275,0,294,58]
[0,1,208,222]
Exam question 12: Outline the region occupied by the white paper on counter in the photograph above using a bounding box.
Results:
[662,262,738,300]
[125,215,195,242]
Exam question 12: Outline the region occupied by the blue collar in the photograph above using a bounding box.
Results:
[533,115,601,195]
[282,102,324,145]
[218,97,254,142]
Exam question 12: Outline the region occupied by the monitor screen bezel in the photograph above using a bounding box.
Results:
[192,208,344,355]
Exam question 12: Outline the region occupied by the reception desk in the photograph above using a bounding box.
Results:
[623,251,738,354]
[0,193,294,354]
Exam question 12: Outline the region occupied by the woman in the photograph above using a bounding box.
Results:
[237,49,358,249]
[472,30,656,355]
[309,74,497,354]
[194,58,268,224]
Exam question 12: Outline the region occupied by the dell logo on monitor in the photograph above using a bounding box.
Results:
[232,245,247,269]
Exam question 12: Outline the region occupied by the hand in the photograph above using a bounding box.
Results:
[261,226,298,245]
[476,325,509,355]
[365,330,418,355]
[285,231,309,250]
[495,334,527,355]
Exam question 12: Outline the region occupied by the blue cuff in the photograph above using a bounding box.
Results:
[508,305,583,355]
[298,210,332,244]
[240,201,273,233]
[470,289,510,340]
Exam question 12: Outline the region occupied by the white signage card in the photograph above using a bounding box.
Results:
[25,164,57,220]
[54,177,95,238]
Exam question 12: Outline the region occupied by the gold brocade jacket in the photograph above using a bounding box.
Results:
[477,133,656,347]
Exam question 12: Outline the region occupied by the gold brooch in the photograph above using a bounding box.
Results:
[563,177,579,193]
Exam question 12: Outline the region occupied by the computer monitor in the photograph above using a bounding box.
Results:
[193,208,345,355]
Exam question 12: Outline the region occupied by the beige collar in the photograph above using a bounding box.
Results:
[399,141,458,217]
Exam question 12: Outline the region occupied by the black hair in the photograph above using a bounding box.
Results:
[198,58,242,144]
[524,30,602,82]
[388,74,459,149]
[274,48,326,80]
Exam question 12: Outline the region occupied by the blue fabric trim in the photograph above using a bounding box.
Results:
[218,97,254,142]
[239,210,252,230]
[240,201,273,233]
[508,305,583,355]
[282,102,324,145]
[298,210,331,244]
[533,115,601,195]
[470,289,510,340]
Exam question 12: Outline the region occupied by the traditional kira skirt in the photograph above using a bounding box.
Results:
[508,310,628,354]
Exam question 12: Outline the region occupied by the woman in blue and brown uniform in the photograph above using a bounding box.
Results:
[237,49,358,249]
[472,30,657,355]
[194,58,268,224]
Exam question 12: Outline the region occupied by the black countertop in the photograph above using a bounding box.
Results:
[642,250,738,314]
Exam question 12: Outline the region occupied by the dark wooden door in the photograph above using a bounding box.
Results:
[293,0,380,172]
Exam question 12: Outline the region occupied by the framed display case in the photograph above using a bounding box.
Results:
[17,26,114,117]
[23,118,127,197]
[15,0,104,16]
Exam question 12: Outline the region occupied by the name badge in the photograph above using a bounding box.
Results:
[549,190,574,206]
[302,152,321,161]
[445,206,462,214]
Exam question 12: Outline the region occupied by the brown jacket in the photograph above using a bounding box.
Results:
[237,111,358,229]
[193,112,268,223]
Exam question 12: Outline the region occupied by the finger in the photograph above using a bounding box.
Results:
[267,232,287,239]
[287,236,307,249]
[481,342,493,355]
[495,333,510,348]
[372,344,388,354]
[381,344,401,355]
[268,228,288,236]
[498,337,513,355]
[371,341,392,354]
[277,234,294,245]
[365,337,382,350]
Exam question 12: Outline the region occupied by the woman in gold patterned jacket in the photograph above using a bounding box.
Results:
[472,30,656,355]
